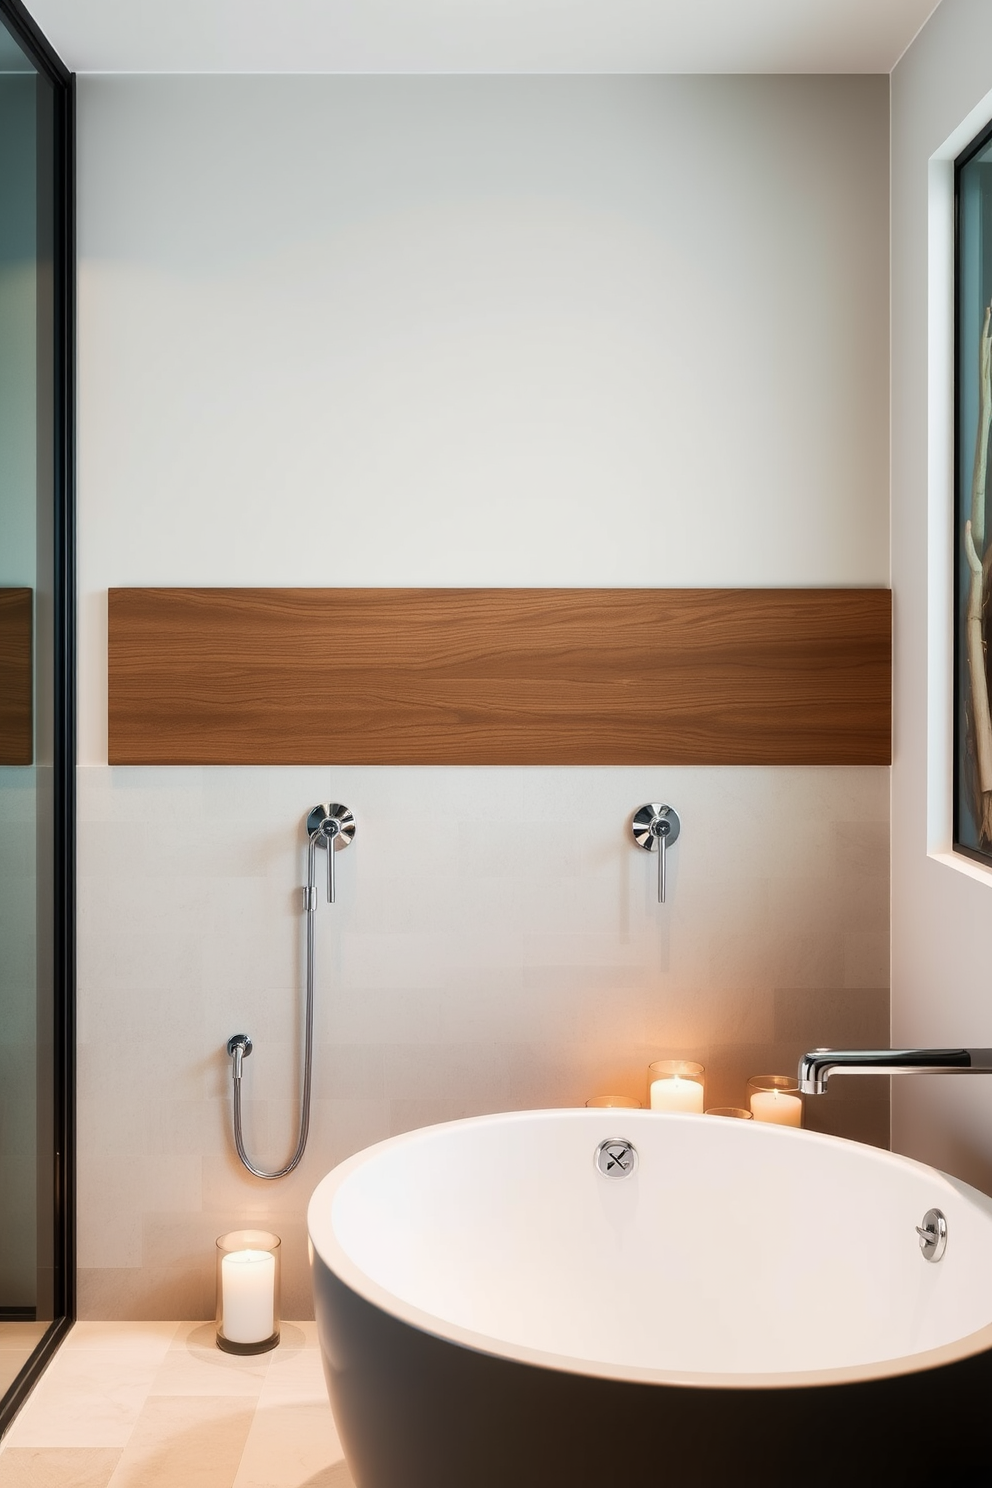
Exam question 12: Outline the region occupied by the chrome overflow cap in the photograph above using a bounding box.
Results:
[595,1138,638,1179]
[916,1208,947,1262]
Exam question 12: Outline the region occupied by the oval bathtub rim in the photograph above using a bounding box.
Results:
[307,1107,992,1393]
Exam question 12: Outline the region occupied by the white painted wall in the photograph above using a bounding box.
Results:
[76,75,891,1318]
[78,75,889,763]
[891,2,992,1188]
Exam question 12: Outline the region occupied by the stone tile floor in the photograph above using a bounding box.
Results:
[0,1327,49,1406]
[0,1322,356,1487]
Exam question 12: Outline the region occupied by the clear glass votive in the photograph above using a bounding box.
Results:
[747,1075,803,1128]
[648,1059,705,1113]
[216,1229,281,1355]
[705,1106,753,1119]
[585,1095,642,1109]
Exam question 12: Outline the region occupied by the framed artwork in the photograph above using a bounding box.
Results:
[955,118,992,864]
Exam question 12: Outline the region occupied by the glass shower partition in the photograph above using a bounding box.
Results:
[0,0,73,1434]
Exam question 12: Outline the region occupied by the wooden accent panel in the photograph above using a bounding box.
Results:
[0,588,32,765]
[108,588,891,766]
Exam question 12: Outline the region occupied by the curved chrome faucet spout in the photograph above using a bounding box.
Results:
[799,1047,992,1095]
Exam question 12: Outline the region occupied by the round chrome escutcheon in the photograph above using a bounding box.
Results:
[595,1138,638,1179]
[631,803,681,853]
[306,803,356,848]
[916,1207,947,1262]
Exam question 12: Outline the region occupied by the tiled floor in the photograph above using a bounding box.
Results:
[0,1322,355,1487]
[0,1325,49,1402]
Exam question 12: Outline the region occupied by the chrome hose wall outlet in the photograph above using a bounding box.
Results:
[227,1034,253,1081]
[227,805,355,1180]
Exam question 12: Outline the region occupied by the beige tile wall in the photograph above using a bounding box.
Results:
[77,763,889,1319]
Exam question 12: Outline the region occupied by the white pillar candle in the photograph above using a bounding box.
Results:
[650,1075,704,1113]
[749,1088,802,1127]
[221,1248,276,1344]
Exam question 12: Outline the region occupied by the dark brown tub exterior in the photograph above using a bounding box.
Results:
[313,1258,992,1488]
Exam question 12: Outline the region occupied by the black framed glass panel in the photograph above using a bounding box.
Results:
[0,0,73,1434]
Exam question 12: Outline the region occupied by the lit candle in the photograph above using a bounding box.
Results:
[221,1248,276,1345]
[749,1088,802,1127]
[650,1075,704,1113]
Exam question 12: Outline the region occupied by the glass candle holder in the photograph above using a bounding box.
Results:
[748,1075,803,1128]
[648,1060,704,1113]
[216,1230,281,1355]
[705,1106,753,1119]
[585,1095,642,1109]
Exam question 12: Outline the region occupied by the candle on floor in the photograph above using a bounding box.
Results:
[648,1060,704,1113]
[216,1230,281,1354]
[586,1095,642,1109]
[748,1075,803,1128]
[223,1250,274,1341]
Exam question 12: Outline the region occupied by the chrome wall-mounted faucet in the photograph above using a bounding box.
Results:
[631,803,681,903]
[227,802,356,1180]
[799,1046,992,1095]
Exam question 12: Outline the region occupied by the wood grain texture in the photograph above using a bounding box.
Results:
[107,588,891,766]
[0,588,33,765]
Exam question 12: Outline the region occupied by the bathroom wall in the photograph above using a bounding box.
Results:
[76,75,891,1319]
[890,3,992,1187]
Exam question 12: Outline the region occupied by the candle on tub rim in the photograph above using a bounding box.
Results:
[748,1075,803,1127]
[648,1059,704,1113]
[216,1229,281,1355]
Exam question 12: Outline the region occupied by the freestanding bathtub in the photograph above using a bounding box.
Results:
[308,1110,992,1486]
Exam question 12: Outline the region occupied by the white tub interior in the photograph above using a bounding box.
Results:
[308,1110,992,1378]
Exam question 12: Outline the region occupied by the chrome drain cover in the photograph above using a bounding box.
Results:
[595,1138,638,1178]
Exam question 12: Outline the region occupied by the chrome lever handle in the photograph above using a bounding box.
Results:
[306,803,356,906]
[631,804,681,905]
[654,819,670,903]
[327,824,336,902]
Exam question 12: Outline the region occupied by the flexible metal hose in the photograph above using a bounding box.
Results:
[230,832,321,1179]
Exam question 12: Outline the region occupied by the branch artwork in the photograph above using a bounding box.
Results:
[966,303,992,844]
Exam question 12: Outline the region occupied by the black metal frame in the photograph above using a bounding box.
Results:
[953,115,992,867]
[0,0,74,1438]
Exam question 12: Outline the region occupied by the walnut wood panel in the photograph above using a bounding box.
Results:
[0,588,32,765]
[107,588,891,766]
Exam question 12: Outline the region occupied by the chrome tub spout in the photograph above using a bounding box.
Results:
[798,1047,992,1095]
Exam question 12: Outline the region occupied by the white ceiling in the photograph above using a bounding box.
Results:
[26,0,942,75]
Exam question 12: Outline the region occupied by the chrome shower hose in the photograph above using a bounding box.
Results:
[228,828,325,1180]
